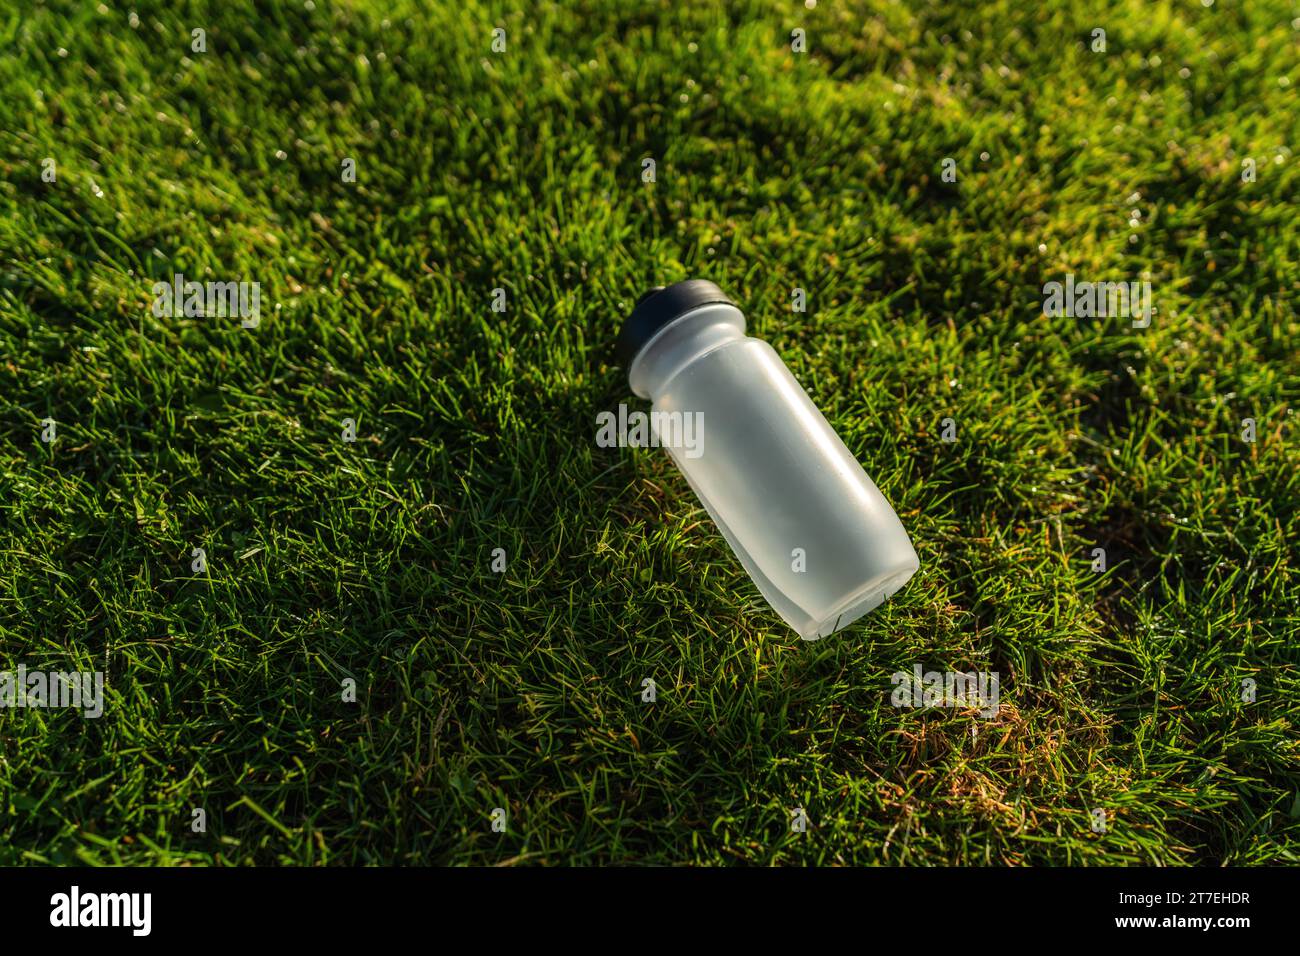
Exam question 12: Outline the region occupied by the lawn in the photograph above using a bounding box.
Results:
[1,0,1297,865]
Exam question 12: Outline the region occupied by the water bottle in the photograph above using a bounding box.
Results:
[616,279,919,640]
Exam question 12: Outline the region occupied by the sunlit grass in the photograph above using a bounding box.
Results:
[0,0,1296,864]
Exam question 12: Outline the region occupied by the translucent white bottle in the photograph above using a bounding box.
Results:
[618,280,919,640]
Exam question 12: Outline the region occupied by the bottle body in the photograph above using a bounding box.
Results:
[629,301,918,640]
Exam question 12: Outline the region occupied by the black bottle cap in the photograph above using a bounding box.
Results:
[616,279,734,367]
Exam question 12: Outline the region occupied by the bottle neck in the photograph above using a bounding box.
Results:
[627,303,746,399]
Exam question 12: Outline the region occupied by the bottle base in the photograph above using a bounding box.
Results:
[798,561,919,641]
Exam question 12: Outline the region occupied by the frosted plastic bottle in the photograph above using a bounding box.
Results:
[617,279,919,640]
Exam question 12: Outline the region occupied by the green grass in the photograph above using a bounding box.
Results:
[1,0,1298,865]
